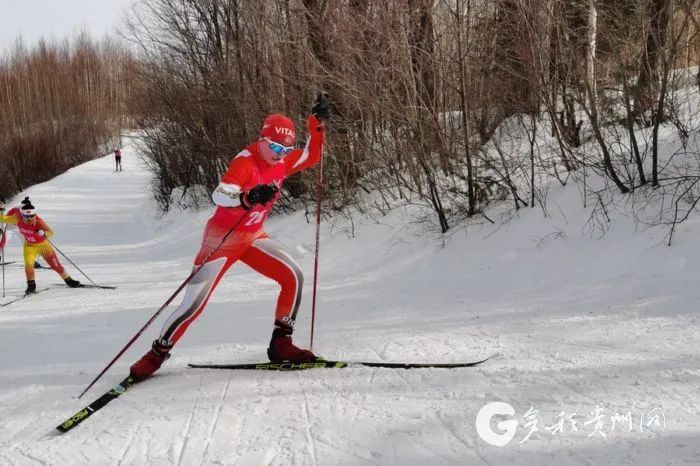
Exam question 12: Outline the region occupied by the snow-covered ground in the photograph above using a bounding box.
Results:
[0,145,698,465]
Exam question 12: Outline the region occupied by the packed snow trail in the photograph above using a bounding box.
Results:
[0,145,698,465]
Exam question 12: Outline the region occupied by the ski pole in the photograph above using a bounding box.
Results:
[78,211,251,399]
[1,225,6,298]
[1,200,6,298]
[46,238,100,287]
[309,137,325,349]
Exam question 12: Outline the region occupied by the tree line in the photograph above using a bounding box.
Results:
[123,0,700,236]
[0,33,133,199]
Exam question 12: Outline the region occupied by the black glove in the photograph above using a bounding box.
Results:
[242,184,278,208]
[311,91,331,121]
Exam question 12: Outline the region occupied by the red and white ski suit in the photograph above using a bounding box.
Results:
[159,115,325,344]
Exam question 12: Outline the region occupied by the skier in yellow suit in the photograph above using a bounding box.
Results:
[0,197,80,293]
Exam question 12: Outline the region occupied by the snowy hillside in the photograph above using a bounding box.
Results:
[0,145,699,465]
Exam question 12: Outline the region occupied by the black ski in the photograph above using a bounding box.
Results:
[51,283,117,290]
[54,357,488,432]
[77,284,117,290]
[188,357,490,371]
[0,287,51,307]
[0,261,15,266]
[55,376,135,433]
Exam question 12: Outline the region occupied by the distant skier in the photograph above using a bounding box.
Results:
[130,93,331,380]
[0,197,81,293]
[114,148,122,172]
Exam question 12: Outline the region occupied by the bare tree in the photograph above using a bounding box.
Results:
[118,0,700,238]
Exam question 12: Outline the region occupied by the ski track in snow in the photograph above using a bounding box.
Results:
[0,140,698,465]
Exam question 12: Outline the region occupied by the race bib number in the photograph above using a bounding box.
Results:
[244,211,267,227]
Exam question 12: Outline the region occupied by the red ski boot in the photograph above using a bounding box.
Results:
[267,328,316,363]
[130,339,173,380]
